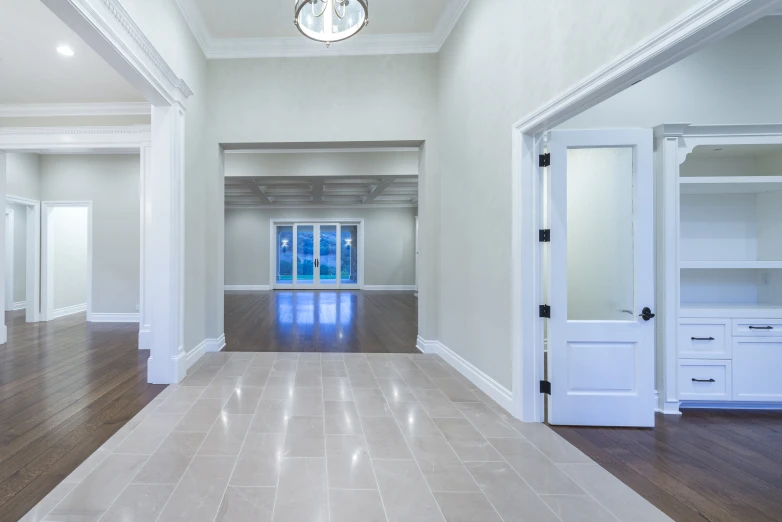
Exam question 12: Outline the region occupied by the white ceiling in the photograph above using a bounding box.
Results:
[0,0,144,104]
[176,0,470,58]
[226,175,418,208]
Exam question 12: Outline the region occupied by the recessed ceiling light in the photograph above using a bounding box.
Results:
[56,45,74,57]
[713,148,723,152]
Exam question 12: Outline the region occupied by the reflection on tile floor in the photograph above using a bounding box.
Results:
[25,352,671,522]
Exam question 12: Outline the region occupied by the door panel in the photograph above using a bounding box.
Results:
[296,225,315,285]
[276,225,294,285]
[548,128,655,427]
[319,225,338,286]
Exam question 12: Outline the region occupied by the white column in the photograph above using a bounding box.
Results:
[146,105,186,384]
[139,144,153,351]
[0,153,6,344]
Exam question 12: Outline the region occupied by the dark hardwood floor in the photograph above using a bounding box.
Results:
[553,410,782,522]
[0,310,163,522]
[224,290,418,353]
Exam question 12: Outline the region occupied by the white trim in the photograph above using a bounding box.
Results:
[225,285,270,291]
[52,303,88,319]
[0,125,151,151]
[174,0,470,59]
[12,301,26,311]
[0,102,151,118]
[89,313,140,323]
[226,147,421,155]
[7,195,41,323]
[511,0,780,424]
[431,340,514,414]
[227,204,417,210]
[206,334,226,353]
[172,337,208,379]
[4,208,13,312]
[679,401,782,410]
[363,285,417,291]
[416,335,438,354]
[41,201,93,323]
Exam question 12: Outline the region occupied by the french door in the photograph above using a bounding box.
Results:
[274,222,360,289]
[546,128,655,427]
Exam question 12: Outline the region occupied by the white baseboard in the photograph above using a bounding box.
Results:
[12,301,25,311]
[176,339,209,380]
[89,313,140,323]
[52,303,87,319]
[423,338,514,415]
[206,333,226,353]
[139,327,151,351]
[225,285,270,291]
[364,285,416,291]
[680,401,782,410]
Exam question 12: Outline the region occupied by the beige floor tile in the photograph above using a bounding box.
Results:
[63,448,110,483]
[433,418,503,462]
[283,416,325,457]
[434,492,504,522]
[133,431,205,485]
[222,386,264,415]
[114,413,184,455]
[376,378,417,404]
[373,459,445,522]
[521,427,593,464]
[155,386,206,414]
[272,458,329,522]
[541,494,619,522]
[250,399,291,433]
[329,489,387,522]
[157,455,236,522]
[389,402,441,437]
[399,369,438,389]
[19,482,77,522]
[412,389,464,418]
[323,377,354,401]
[173,398,223,432]
[240,366,271,387]
[489,438,585,495]
[326,434,378,489]
[432,379,480,402]
[325,401,363,435]
[361,417,413,459]
[454,402,521,438]
[100,484,175,522]
[230,432,285,487]
[353,388,392,417]
[215,486,275,522]
[289,387,325,416]
[198,414,253,456]
[407,436,479,493]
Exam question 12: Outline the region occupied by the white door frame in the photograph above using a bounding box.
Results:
[4,208,13,312]
[270,218,365,290]
[511,0,781,423]
[41,201,93,322]
[7,195,41,322]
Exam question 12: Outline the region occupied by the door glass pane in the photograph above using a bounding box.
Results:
[567,147,634,321]
[341,225,358,284]
[319,225,338,285]
[297,225,314,285]
[276,226,293,284]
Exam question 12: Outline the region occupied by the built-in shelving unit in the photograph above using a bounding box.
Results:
[656,124,782,410]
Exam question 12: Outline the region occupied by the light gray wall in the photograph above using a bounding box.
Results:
[437,0,700,389]
[225,207,417,287]
[40,154,140,314]
[50,206,88,310]
[561,17,782,129]
[208,54,440,341]
[7,202,26,304]
[6,153,40,201]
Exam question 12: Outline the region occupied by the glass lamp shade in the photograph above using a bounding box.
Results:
[294,0,369,44]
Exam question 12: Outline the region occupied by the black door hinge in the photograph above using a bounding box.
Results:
[539,304,551,318]
[540,380,551,395]
[539,153,551,167]
[539,229,551,242]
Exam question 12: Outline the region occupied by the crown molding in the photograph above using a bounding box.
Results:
[0,125,151,152]
[226,203,417,210]
[174,0,470,59]
[0,102,152,118]
[0,125,151,136]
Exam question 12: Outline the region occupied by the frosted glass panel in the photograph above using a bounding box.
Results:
[567,147,634,321]
[319,225,338,285]
[276,226,293,283]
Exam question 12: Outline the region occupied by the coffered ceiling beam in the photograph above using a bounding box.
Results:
[243,179,271,204]
[363,179,393,204]
[311,179,324,204]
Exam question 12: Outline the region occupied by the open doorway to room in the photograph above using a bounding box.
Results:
[223,144,420,352]
[516,11,782,522]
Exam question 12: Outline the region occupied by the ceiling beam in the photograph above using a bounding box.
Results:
[311,179,324,204]
[363,179,393,204]
[242,179,271,204]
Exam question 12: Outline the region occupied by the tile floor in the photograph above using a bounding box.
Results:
[23,352,671,522]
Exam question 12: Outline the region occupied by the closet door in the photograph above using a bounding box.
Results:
[547,128,655,427]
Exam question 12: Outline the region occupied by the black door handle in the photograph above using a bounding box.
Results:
[691,337,715,341]
[639,307,655,321]
[749,326,773,330]
[692,378,715,383]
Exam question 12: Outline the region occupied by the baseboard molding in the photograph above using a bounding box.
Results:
[225,285,270,291]
[138,327,151,351]
[175,339,209,380]
[12,301,25,311]
[89,313,140,323]
[416,335,438,355]
[52,303,87,319]
[680,401,782,410]
[426,338,514,414]
[364,285,416,291]
[206,334,226,353]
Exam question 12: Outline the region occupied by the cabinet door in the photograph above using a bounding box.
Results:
[678,319,730,359]
[733,337,782,402]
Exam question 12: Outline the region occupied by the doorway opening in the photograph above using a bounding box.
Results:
[272,220,363,290]
[41,202,92,321]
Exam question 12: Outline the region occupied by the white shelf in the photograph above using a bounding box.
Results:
[680,261,782,269]
[679,176,782,194]
[680,303,782,319]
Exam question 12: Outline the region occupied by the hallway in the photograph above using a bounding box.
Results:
[224,290,418,353]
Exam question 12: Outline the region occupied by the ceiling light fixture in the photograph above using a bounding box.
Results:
[294,0,368,47]
[56,45,74,57]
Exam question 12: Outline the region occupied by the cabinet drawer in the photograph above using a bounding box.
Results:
[678,320,730,359]
[732,319,782,337]
[733,337,782,402]
[678,360,731,401]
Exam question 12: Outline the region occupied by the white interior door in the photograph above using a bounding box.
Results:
[547,128,655,427]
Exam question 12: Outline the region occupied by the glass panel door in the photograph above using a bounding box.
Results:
[296,225,315,286]
[319,225,338,286]
[341,225,359,285]
[276,226,293,285]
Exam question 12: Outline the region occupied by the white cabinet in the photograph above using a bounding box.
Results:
[656,124,782,409]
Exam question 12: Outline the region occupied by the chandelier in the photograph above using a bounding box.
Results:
[294,0,369,46]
